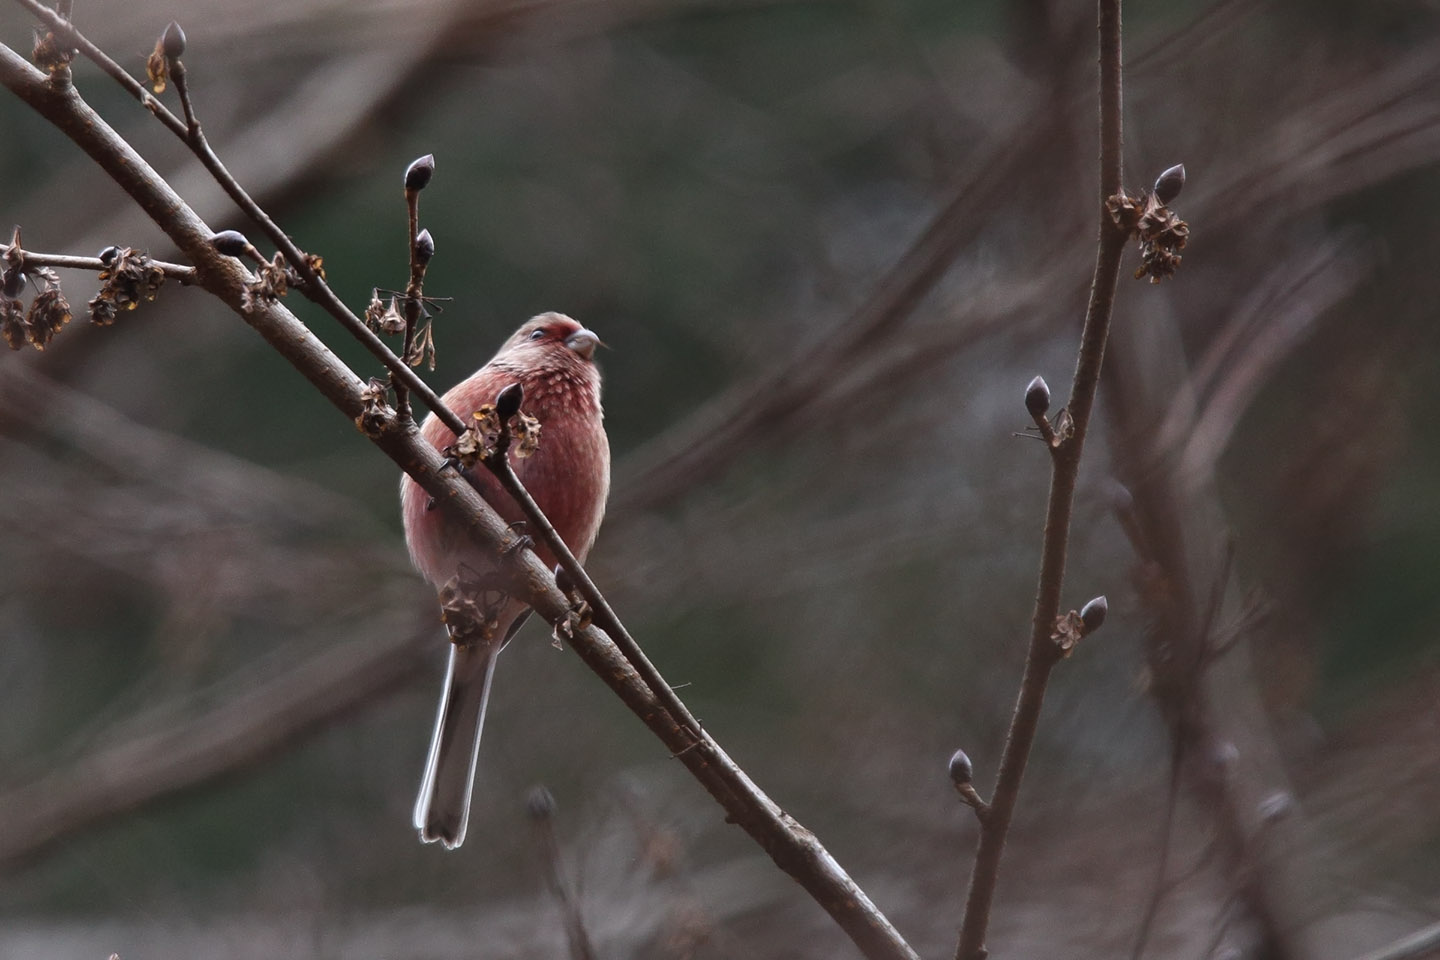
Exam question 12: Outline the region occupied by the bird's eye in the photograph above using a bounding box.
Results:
[528,329,546,341]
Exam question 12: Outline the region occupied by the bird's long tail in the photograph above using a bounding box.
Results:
[413,642,499,849]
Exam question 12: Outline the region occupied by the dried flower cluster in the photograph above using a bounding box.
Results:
[31,27,74,75]
[364,291,406,335]
[354,377,393,436]
[1107,164,1190,283]
[437,573,503,644]
[145,22,185,94]
[241,251,324,311]
[2,239,72,351]
[89,246,165,324]
[447,402,541,471]
[1050,609,1087,657]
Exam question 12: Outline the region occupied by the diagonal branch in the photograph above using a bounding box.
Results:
[0,39,917,960]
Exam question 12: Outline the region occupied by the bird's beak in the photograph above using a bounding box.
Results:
[565,328,601,361]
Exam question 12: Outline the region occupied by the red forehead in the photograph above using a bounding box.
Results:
[530,315,582,338]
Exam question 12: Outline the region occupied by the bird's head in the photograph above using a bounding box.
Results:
[499,312,602,365]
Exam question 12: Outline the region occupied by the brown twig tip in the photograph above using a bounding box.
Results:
[161,21,186,60]
[1080,595,1108,634]
[414,228,435,266]
[404,154,436,193]
[526,784,558,821]
[1024,375,1051,418]
[1153,163,1185,205]
[495,381,524,421]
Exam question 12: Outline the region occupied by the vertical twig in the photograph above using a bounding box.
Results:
[953,2,1128,959]
[527,786,599,960]
[396,155,435,421]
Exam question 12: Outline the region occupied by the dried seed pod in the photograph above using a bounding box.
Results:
[1025,375,1050,418]
[1080,595,1108,634]
[404,154,436,192]
[1153,163,1186,205]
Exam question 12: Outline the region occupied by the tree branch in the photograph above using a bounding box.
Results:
[0,38,917,960]
[953,2,1128,958]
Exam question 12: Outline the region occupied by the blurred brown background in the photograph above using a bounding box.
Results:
[1,0,1438,957]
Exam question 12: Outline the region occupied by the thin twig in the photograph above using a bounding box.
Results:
[526,787,599,960]
[0,41,918,960]
[18,0,699,747]
[1129,752,1183,960]
[14,0,460,431]
[953,2,1128,959]
[0,244,194,281]
[487,453,705,739]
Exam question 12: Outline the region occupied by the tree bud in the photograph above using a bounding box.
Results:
[161,21,186,59]
[1080,595,1108,634]
[1025,375,1050,418]
[404,154,435,192]
[1153,163,1185,205]
[210,230,251,257]
[414,228,435,266]
[947,748,974,787]
[495,381,524,421]
[97,245,119,265]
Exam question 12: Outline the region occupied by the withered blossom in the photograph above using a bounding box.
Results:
[91,247,165,318]
[25,285,72,350]
[447,403,542,471]
[1050,609,1086,658]
[1,295,24,351]
[1107,187,1190,283]
[31,28,74,74]
[354,377,392,436]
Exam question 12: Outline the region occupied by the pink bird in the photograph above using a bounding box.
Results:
[401,312,610,848]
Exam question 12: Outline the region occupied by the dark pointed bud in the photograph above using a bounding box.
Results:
[414,228,435,266]
[1025,375,1050,418]
[1080,595,1108,634]
[525,784,557,821]
[495,381,524,421]
[1153,164,1185,205]
[553,562,575,596]
[97,245,119,265]
[1,269,23,299]
[404,154,435,192]
[947,748,974,787]
[210,230,251,257]
[161,21,186,59]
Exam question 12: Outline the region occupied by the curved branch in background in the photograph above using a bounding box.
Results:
[0,39,918,960]
[0,613,434,870]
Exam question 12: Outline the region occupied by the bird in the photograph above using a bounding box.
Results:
[401,312,610,849]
